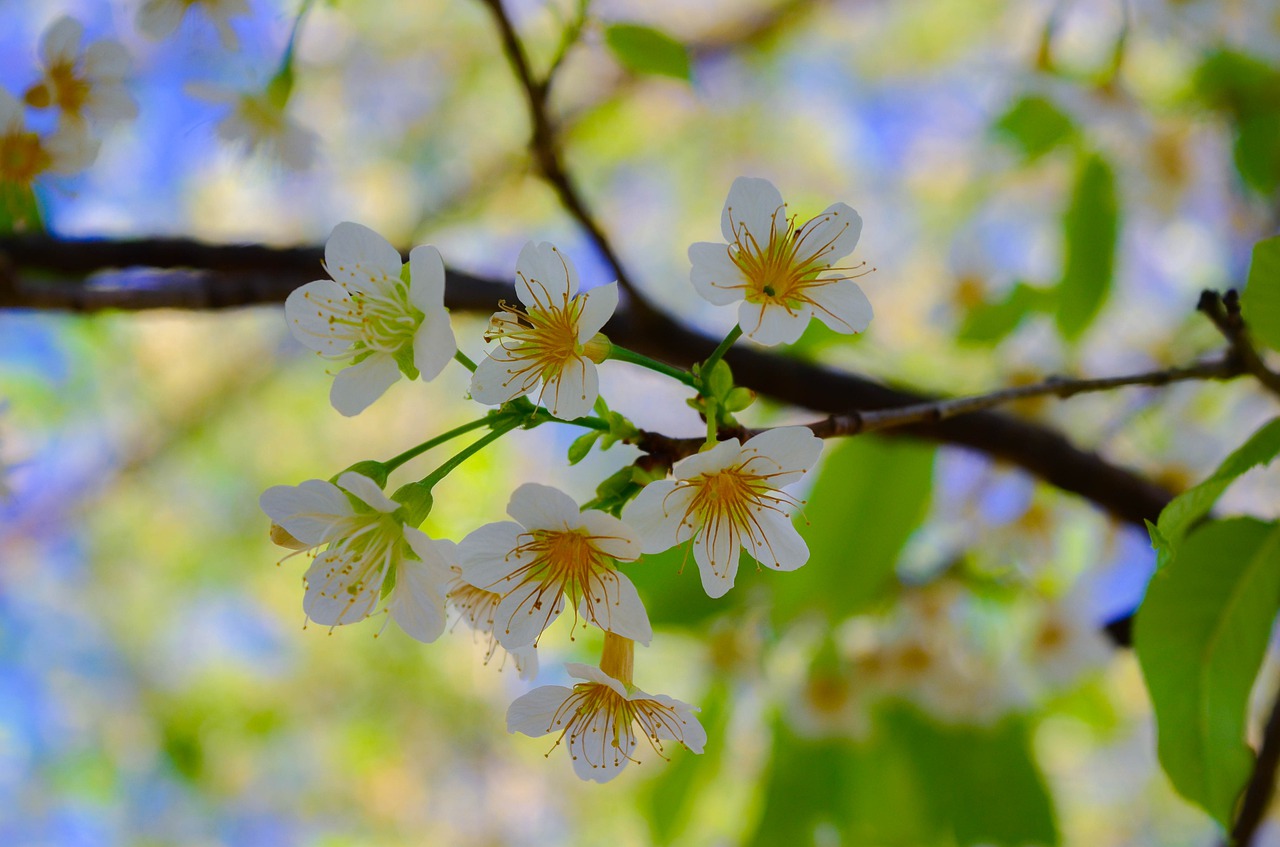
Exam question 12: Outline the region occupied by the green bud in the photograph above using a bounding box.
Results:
[330,460,390,488]
[705,359,734,398]
[723,386,756,412]
[392,481,435,526]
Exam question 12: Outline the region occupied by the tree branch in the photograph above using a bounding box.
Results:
[1199,289,1280,399]
[1230,680,1280,847]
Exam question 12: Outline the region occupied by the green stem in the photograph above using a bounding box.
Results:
[530,409,609,430]
[455,350,479,372]
[699,325,743,386]
[418,419,520,490]
[607,346,697,388]
[383,416,493,473]
[704,399,719,447]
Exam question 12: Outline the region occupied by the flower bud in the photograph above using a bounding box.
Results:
[583,332,612,364]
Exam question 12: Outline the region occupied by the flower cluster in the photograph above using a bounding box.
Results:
[1,16,136,219]
[262,177,873,780]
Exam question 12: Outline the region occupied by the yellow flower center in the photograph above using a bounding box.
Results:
[0,131,52,186]
[498,527,622,643]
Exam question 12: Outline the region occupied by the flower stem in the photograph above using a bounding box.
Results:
[418,418,520,490]
[606,345,697,388]
[599,632,635,687]
[454,350,479,372]
[383,415,493,473]
[698,325,743,388]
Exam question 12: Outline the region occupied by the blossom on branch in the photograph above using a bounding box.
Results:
[0,90,99,189]
[457,483,650,649]
[447,569,538,680]
[24,17,137,126]
[285,222,457,415]
[188,83,318,171]
[690,176,873,345]
[623,426,823,598]
[137,0,249,49]
[470,241,617,420]
[259,471,452,642]
[507,662,705,783]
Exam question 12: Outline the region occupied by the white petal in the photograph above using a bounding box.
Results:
[622,481,693,554]
[0,91,23,133]
[807,280,873,335]
[569,707,633,783]
[794,203,862,265]
[469,351,528,406]
[511,644,540,680]
[565,662,629,697]
[325,222,403,297]
[746,509,809,571]
[507,685,572,736]
[303,551,382,626]
[721,176,785,247]
[412,306,456,382]
[494,584,565,649]
[647,695,706,752]
[388,555,448,643]
[136,0,185,40]
[689,241,747,306]
[507,483,582,531]
[578,570,652,645]
[457,521,526,591]
[515,242,578,307]
[336,472,398,513]
[330,354,401,416]
[577,511,642,561]
[738,300,809,346]
[259,479,352,544]
[544,358,597,421]
[672,438,741,479]
[84,41,131,79]
[44,123,99,174]
[41,17,83,68]
[408,244,446,312]
[277,122,318,171]
[84,85,139,124]
[285,279,355,354]
[576,283,617,342]
[739,426,823,483]
[693,521,741,599]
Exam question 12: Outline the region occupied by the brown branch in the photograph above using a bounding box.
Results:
[1199,289,1280,398]
[1231,681,1280,846]
[477,0,647,308]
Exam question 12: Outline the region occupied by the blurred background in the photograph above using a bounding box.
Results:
[2,0,1280,844]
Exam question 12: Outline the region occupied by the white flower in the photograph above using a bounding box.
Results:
[24,17,137,126]
[188,84,318,170]
[137,0,249,49]
[623,426,823,598]
[259,471,452,642]
[507,662,705,783]
[470,242,617,420]
[0,90,99,188]
[285,222,457,416]
[689,176,873,345]
[1028,586,1113,689]
[457,483,650,649]
[447,569,539,680]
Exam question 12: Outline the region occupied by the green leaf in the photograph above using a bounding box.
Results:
[1135,518,1280,827]
[958,282,1053,344]
[1233,113,1280,196]
[645,680,730,845]
[1156,417,1280,548]
[0,183,44,233]
[624,543,733,628]
[747,726,851,847]
[992,95,1077,161]
[567,430,600,465]
[603,23,692,81]
[773,436,935,622]
[1243,236,1280,352]
[1056,152,1118,340]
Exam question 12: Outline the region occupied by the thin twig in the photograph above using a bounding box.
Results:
[477,0,647,307]
[1230,681,1280,846]
[1199,289,1280,398]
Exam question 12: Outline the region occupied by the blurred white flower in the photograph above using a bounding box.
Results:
[1028,585,1113,689]
[470,241,617,421]
[137,0,249,49]
[690,176,873,345]
[189,83,318,171]
[507,662,705,783]
[623,426,823,598]
[447,569,538,680]
[24,16,137,126]
[285,222,457,416]
[457,482,650,649]
[259,471,453,642]
[0,90,99,187]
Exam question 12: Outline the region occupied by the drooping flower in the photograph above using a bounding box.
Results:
[285,222,457,416]
[0,90,99,189]
[689,176,873,346]
[470,242,617,421]
[457,483,650,649]
[188,83,318,171]
[24,17,137,126]
[622,426,823,598]
[447,569,538,680]
[259,471,452,642]
[507,662,705,783]
[136,0,249,49]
